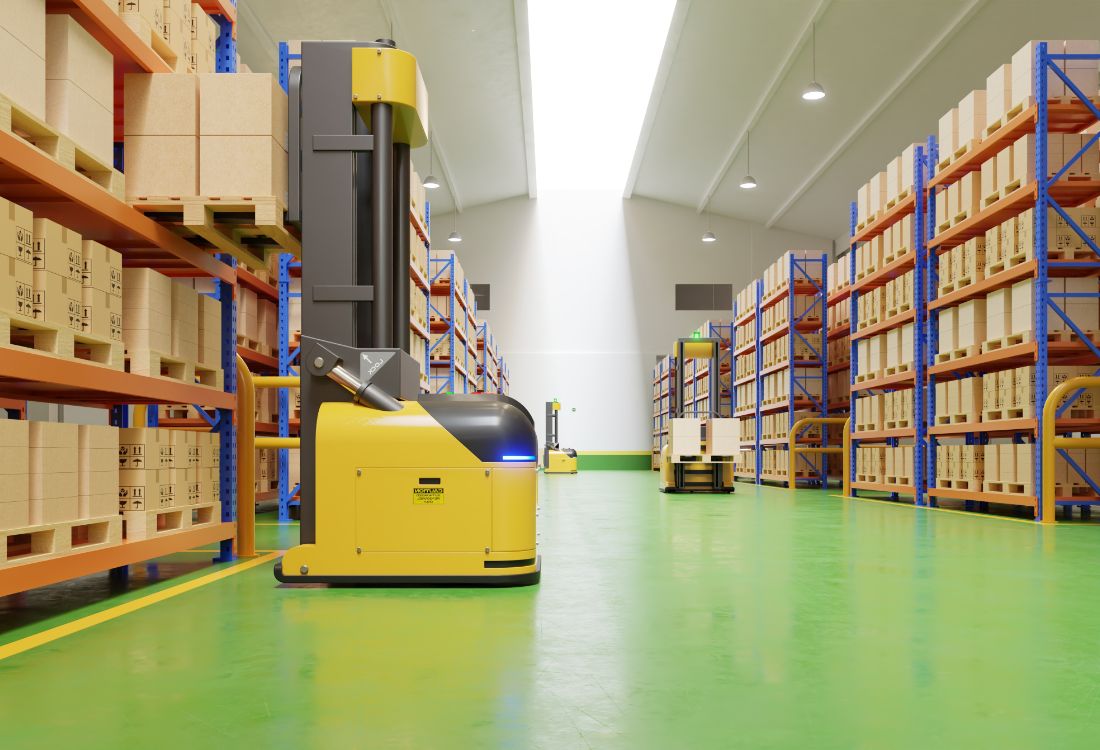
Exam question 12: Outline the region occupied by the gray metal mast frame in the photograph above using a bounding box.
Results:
[289,40,421,543]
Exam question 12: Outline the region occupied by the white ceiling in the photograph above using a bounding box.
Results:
[629,0,1100,240]
[235,0,533,215]
[235,0,1100,239]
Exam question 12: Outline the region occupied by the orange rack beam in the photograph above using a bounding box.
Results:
[0,348,234,408]
[929,259,1100,311]
[850,369,915,392]
[237,266,277,301]
[0,522,235,598]
[850,480,916,495]
[851,308,915,342]
[926,487,1036,509]
[238,346,278,372]
[827,286,852,306]
[47,0,173,73]
[0,132,232,283]
[852,193,915,243]
[853,427,916,441]
[852,250,916,293]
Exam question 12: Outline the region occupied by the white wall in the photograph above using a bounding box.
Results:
[434,191,832,451]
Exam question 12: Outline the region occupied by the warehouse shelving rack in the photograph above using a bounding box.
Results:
[679,321,733,419]
[758,254,828,485]
[848,146,928,505]
[475,322,501,393]
[826,263,852,481]
[923,45,1100,522]
[651,355,676,470]
[0,5,245,592]
[733,280,761,481]
[428,251,475,394]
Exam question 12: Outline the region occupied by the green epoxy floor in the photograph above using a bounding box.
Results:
[3,473,1100,747]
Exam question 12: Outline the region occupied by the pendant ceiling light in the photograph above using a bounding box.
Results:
[801,23,826,101]
[424,141,440,189]
[701,210,717,243]
[448,211,462,243]
[740,130,757,190]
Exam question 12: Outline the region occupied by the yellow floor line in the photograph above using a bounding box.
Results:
[827,493,1038,525]
[0,551,280,662]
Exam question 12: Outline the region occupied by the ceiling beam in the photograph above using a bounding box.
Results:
[765,0,989,228]
[623,0,693,200]
[513,0,537,199]
[695,0,833,214]
[378,0,464,212]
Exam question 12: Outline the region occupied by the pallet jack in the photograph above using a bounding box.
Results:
[543,400,577,474]
[274,40,540,586]
[659,338,738,493]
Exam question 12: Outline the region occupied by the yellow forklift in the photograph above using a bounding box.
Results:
[543,400,578,474]
[659,337,738,493]
[274,40,539,586]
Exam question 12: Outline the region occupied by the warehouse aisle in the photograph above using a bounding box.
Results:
[2,474,1100,748]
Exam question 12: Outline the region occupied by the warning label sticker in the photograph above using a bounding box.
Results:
[413,487,444,505]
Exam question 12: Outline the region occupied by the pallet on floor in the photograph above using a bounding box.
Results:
[0,515,123,568]
[0,94,124,199]
[128,196,301,267]
[122,502,222,541]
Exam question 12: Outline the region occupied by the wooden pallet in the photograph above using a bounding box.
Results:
[855,370,882,383]
[981,331,1033,353]
[935,478,983,491]
[935,344,982,363]
[194,363,224,390]
[125,348,195,382]
[128,196,301,267]
[0,309,123,369]
[883,363,913,377]
[0,514,122,568]
[0,94,125,200]
[122,502,221,541]
[982,480,1033,496]
[985,250,1031,275]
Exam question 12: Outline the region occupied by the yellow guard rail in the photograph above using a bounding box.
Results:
[1041,375,1100,524]
[787,417,851,494]
[236,355,302,555]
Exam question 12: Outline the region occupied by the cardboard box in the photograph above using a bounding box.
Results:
[957,89,986,147]
[986,64,1013,128]
[32,218,82,282]
[119,427,158,470]
[78,424,118,518]
[199,136,288,203]
[171,280,198,360]
[119,468,167,511]
[43,79,113,164]
[985,287,1012,341]
[938,108,959,159]
[124,73,199,136]
[45,15,113,108]
[980,152,1000,203]
[199,73,288,147]
[997,143,1014,194]
[32,270,81,331]
[2,0,47,58]
[938,306,958,352]
[900,143,921,194]
[0,254,35,320]
[0,24,46,121]
[1010,278,1033,335]
[0,197,34,265]
[958,171,981,221]
[81,286,123,341]
[124,135,199,198]
[957,298,986,349]
[81,240,123,296]
[118,0,163,33]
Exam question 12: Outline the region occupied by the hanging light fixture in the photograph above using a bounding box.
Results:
[424,140,440,189]
[447,211,462,243]
[740,130,757,189]
[701,210,717,243]
[801,22,826,101]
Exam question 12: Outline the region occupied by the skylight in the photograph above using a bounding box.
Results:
[528,0,676,191]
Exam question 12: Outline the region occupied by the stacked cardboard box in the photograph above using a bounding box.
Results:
[81,241,123,342]
[237,285,258,345]
[30,421,78,524]
[170,280,199,360]
[258,298,277,355]
[0,197,35,320]
[78,424,118,518]
[0,419,30,530]
[162,0,193,72]
[197,291,221,369]
[189,2,219,74]
[124,74,200,197]
[45,15,114,164]
[31,219,82,332]
[0,0,46,120]
[122,267,172,356]
[199,73,289,203]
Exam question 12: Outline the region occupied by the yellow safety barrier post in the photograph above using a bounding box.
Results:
[236,364,303,554]
[1041,376,1100,524]
[787,417,851,491]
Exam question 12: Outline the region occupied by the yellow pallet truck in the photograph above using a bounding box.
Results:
[543,400,578,473]
[274,40,539,586]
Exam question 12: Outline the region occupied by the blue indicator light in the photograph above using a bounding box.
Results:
[502,455,536,461]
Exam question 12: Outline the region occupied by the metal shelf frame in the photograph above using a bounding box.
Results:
[923,45,1100,521]
[849,145,928,506]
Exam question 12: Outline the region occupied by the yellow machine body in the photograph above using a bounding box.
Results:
[280,400,539,583]
[351,46,429,147]
[545,449,578,474]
